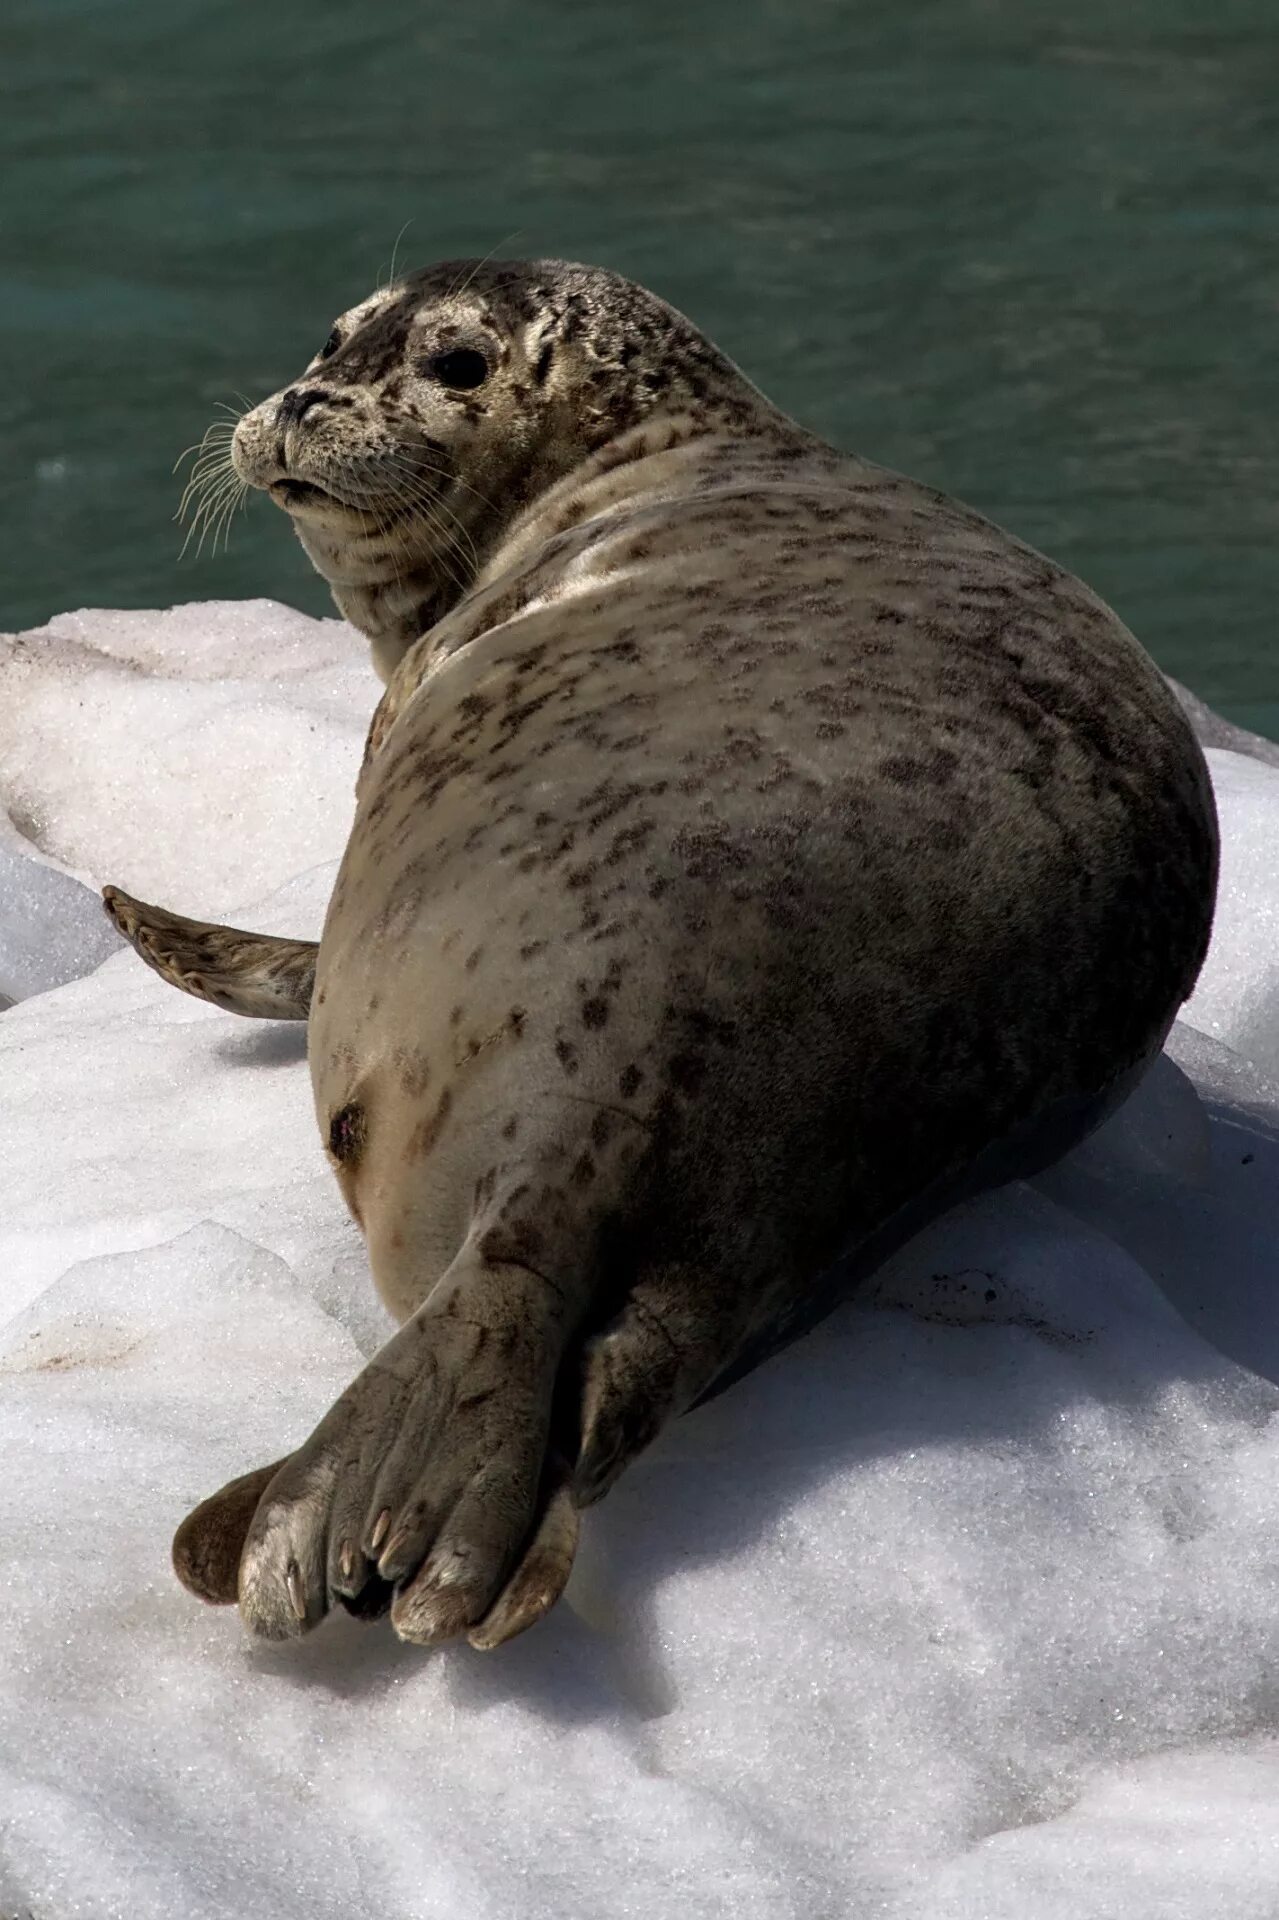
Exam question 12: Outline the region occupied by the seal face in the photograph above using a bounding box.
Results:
[109,258,1219,1651]
[229,258,770,683]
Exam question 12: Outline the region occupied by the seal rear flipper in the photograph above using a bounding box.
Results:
[102,884,317,1019]
[172,1456,289,1604]
[231,1237,589,1646]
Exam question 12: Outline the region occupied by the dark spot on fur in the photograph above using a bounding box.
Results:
[555,1037,580,1077]
[619,1063,644,1098]
[582,996,609,1029]
[477,1218,545,1266]
[879,751,959,788]
[396,1049,431,1097]
[406,1087,453,1160]
[327,1102,367,1165]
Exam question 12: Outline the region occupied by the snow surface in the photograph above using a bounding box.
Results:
[3,600,1279,1920]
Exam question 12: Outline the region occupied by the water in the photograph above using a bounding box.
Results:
[4,0,1276,733]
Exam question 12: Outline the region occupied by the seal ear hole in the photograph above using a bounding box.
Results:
[423,348,489,391]
[318,328,342,361]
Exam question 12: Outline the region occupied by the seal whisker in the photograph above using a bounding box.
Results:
[378,217,415,295]
[444,231,524,302]
[379,486,475,584]
[373,467,475,596]
[314,448,418,591]
[173,430,237,491]
[210,477,249,555]
[366,497,413,592]
[177,478,233,555]
[377,457,482,577]
[178,466,246,559]
[172,423,236,475]
[178,461,238,529]
[176,457,236,520]
[175,430,238,509]
[384,450,501,525]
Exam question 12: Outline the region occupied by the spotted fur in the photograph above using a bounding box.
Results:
[111,259,1217,1651]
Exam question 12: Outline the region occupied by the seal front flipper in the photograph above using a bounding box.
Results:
[102,884,317,1019]
[572,1258,775,1508]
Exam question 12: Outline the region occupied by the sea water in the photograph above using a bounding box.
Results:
[2,0,1276,733]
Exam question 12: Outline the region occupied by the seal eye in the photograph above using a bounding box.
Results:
[318,329,341,361]
[425,348,489,391]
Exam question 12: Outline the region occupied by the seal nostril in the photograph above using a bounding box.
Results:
[278,387,327,428]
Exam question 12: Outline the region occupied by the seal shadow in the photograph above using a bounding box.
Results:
[214,1022,309,1068]
[248,1603,422,1702]
[248,1062,1279,1729]
[446,1074,1279,1731]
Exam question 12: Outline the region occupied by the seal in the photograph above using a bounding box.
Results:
[103,258,1218,1651]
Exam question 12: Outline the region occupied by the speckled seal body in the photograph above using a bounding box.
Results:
[109,260,1218,1650]
[318,418,1217,1334]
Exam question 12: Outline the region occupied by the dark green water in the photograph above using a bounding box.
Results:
[4,0,1276,731]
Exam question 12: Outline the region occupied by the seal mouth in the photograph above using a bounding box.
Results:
[270,477,347,511]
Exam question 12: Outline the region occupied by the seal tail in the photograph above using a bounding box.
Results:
[102,884,317,1019]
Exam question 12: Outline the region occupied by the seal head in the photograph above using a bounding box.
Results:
[232,259,780,681]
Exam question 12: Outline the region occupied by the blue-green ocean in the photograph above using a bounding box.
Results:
[4,0,1276,731]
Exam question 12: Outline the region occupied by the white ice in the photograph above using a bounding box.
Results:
[3,600,1279,1920]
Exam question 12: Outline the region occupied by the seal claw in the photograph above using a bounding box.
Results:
[468,1477,580,1650]
[285,1560,307,1622]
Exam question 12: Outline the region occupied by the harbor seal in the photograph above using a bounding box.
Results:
[103,258,1218,1650]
